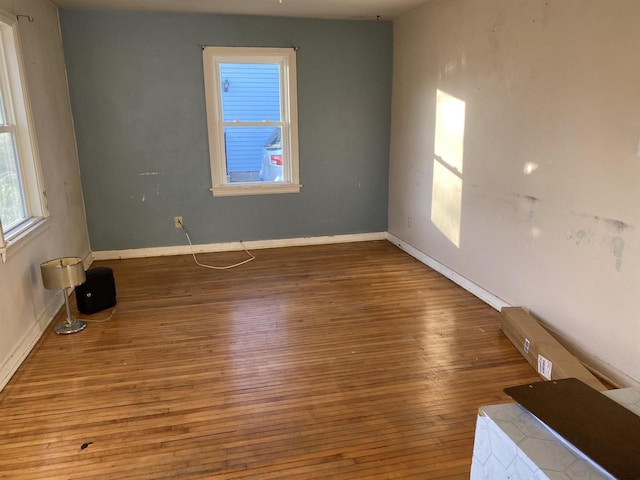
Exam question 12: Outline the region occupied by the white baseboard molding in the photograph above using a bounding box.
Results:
[93,232,388,260]
[82,250,94,269]
[583,357,640,389]
[0,250,94,392]
[387,233,510,312]
[387,234,639,388]
[540,323,640,389]
[0,291,62,391]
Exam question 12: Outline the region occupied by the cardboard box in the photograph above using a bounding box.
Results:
[500,307,606,391]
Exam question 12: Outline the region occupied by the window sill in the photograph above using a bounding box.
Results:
[1,216,50,263]
[211,183,302,197]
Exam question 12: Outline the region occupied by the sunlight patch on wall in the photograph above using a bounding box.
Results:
[523,162,539,174]
[431,90,465,247]
[431,161,462,247]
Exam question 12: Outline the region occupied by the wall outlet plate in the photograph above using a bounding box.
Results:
[174,216,183,228]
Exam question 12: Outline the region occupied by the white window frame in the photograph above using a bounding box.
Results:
[0,12,48,262]
[202,46,301,197]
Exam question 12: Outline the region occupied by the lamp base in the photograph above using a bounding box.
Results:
[54,317,87,335]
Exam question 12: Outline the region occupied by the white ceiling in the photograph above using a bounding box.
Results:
[49,0,430,21]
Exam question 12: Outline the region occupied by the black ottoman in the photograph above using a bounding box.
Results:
[75,266,116,314]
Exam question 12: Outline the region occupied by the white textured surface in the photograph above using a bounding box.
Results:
[389,0,640,387]
[470,386,640,479]
[0,0,91,392]
[49,0,426,20]
[604,385,640,417]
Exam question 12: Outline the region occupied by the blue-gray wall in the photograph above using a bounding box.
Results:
[59,10,393,251]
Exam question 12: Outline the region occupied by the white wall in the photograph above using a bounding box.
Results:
[0,0,90,390]
[389,0,640,386]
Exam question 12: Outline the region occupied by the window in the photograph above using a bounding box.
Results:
[202,47,300,197]
[0,12,47,261]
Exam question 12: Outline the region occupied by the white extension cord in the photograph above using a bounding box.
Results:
[178,219,255,270]
[83,308,117,323]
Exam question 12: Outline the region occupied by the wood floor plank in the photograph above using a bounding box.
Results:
[0,241,540,478]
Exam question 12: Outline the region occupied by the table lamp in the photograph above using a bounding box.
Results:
[40,257,87,334]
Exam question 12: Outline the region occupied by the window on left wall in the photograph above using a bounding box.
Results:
[0,12,47,261]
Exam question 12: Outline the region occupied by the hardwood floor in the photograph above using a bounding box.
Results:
[0,241,539,479]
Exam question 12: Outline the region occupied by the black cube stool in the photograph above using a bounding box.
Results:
[76,266,116,314]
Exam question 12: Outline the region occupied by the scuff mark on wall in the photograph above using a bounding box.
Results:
[568,211,631,272]
[514,193,541,238]
[137,173,162,203]
[569,229,588,246]
[594,217,631,233]
[611,237,625,272]
[438,52,467,80]
[540,0,553,27]
[570,211,633,232]
[141,185,160,202]
[512,193,541,205]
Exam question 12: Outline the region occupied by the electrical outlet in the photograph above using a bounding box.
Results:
[408,216,413,228]
[174,216,183,229]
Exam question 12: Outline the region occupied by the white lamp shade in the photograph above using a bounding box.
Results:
[40,257,86,290]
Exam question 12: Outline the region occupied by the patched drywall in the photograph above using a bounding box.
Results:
[389,0,640,385]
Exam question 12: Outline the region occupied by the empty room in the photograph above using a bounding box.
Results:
[1,0,639,478]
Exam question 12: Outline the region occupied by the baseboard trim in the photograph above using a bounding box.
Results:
[82,250,94,269]
[0,291,61,391]
[93,232,388,260]
[539,322,639,389]
[0,250,94,392]
[387,234,638,388]
[387,233,510,312]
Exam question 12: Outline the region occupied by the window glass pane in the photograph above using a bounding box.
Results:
[0,89,6,125]
[0,34,6,126]
[219,63,281,122]
[223,125,284,183]
[0,131,26,230]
